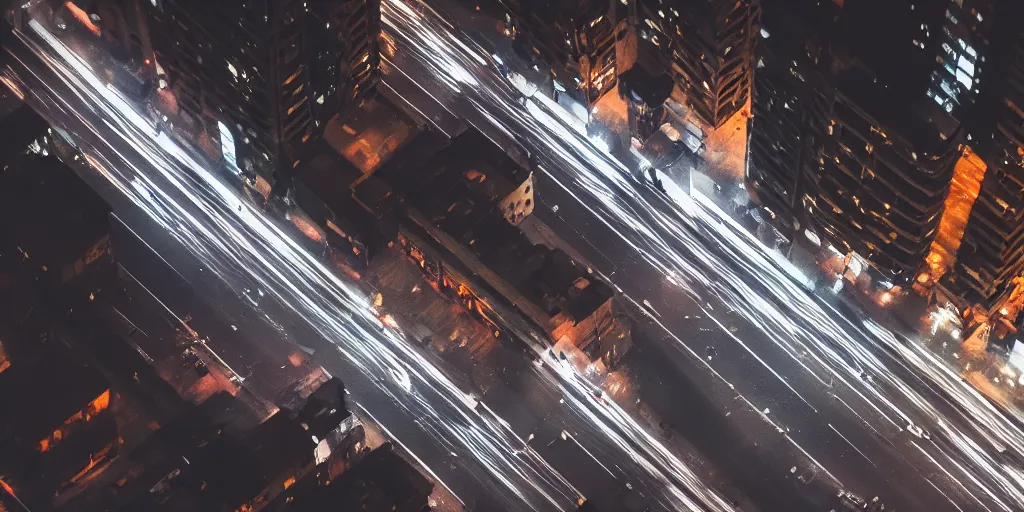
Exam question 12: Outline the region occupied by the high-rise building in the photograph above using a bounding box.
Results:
[498,0,624,107]
[632,0,760,129]
[306,0,381,123]
[142,0,380,189]
[805,73,962,283]
[748,0,964,284]
[496,0,572,76]
[744,1,832,237]
[928,0,994,116]
[942,2,1024,309]
[576,1,622,106]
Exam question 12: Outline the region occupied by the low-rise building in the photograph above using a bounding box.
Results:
[380,128,629,365]
[117,378,351,512]
[0,154,113,287]
[0,352,119,508]
[281,442,432,512]
[293,138,399,271]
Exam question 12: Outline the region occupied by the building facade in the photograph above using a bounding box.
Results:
[928,0,994,116]
[943,2,1024,309]
[498,0,624,107]
[748,0,964,284]
[632,0,760,129]
[745,1,830,237]
[576,0,622,106]
[803,81,962,282]
[306,0,381,123]
[142,0,380,189]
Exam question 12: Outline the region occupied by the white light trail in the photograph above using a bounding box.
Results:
[14,17,585,512]
[379,0,1024,509]
[8,5,747,510]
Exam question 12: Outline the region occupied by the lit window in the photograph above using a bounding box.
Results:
[957,55,975,77]
[218,121,240,175]
[955,68,973,89]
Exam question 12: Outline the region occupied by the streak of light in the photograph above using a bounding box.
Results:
[828,423,877,468]
[14,8,742,512]
[379,1,1024,509]
[15,17,584,511]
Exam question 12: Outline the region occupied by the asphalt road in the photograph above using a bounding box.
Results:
[6,1,1024,510]
[3,10,735,512]
[378,1,1024,510]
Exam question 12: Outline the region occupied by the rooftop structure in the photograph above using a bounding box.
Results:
[0,154,112,285]
[383,128,534,226]
[293,138,399,270]
[118,377,351,511]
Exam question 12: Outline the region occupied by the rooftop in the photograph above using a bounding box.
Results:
[0,352,110,445]
[0,155,110,269]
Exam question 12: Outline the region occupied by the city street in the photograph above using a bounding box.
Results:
[379,1,1024,510]
[3,10,733,512]
[5,0,1024,510]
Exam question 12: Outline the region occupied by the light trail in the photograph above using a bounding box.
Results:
[9,0,1024,508]
[11,17,582,512]
[379,0,1024,510]
[4,8,736,512]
